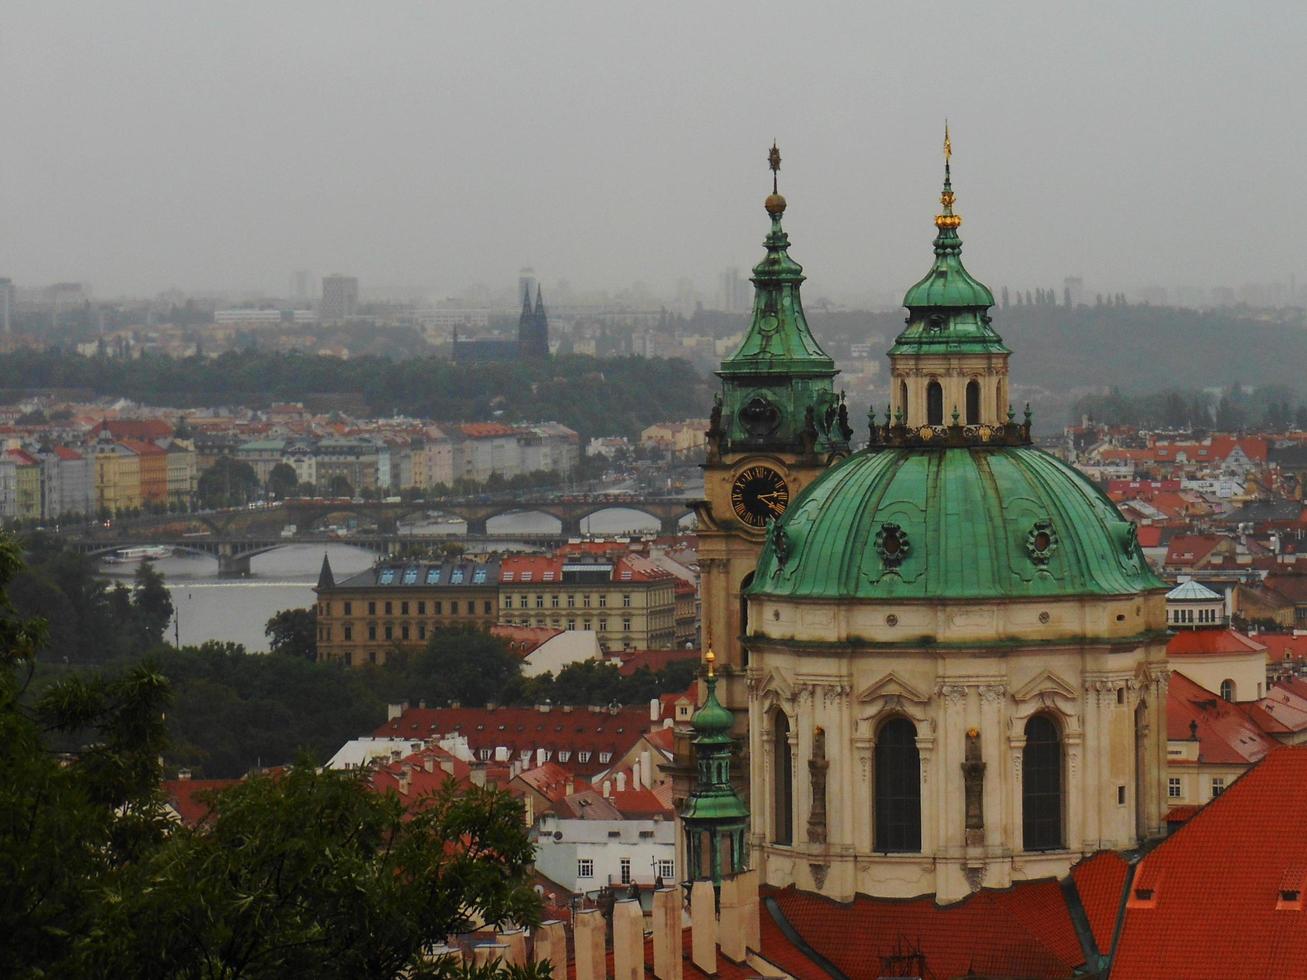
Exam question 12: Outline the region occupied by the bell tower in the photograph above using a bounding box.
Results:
[693,144,850,720]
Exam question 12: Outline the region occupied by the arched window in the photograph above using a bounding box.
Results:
[1022,715,1063,851]
[874,717,921,852]
[965,379,981,425]
[1220,679,1235,702]
[926,381,944,426]
[898,379,908,422]
[772,711,793,845]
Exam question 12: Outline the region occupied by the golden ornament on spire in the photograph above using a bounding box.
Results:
[936,122,962,231]
[765,140,787,216]
[704,647,716,678]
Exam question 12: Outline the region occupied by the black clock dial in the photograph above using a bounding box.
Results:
[730,465,789,528]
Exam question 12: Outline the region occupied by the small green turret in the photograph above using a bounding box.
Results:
[679,650,749,888]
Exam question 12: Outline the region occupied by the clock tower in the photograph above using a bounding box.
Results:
[693,144,850,720]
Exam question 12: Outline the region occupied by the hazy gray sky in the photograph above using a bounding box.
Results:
[3,1,1304,301]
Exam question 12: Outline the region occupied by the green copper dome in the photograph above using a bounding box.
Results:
[749,446,1164,602]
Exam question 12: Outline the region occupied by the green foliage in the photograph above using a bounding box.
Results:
[265,605,317,660]
[198,456,261,508]
[91,764,541,978]
[132,560,174,645]
[0,348,713,439]
[267,461,299,498]
[0,531,544,978]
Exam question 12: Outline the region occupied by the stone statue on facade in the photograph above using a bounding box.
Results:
[962,727,986,834]
[807,726,829,845]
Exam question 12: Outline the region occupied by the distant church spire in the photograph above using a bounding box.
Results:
[534,283,545,318]
[518,281,549,357]
[521,285,533,318]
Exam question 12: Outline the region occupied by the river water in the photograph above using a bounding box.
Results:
[100,508,676,651]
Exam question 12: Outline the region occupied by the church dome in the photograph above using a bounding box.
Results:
[750,446,1164,601]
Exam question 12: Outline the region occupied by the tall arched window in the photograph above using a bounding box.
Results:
[965,379,981,424]
[926,381,944,426]
[739,572,754,668]
[1022,715,1063,851]
[772,711,793,845]
[1220,679,1235,702]
[898,380,908,422]
[874,717,921,852]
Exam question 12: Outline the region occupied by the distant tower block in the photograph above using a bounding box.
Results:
[321,274,358,322]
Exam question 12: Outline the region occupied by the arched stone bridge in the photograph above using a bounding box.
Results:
[279,494,695,537]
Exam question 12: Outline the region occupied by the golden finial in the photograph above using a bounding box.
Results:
[704,647,716,678]
[936,122,961,232]
[765,140,787,216]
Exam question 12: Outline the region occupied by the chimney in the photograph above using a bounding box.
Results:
[440,759,454,775]
[616,771,627,792]
[472,943,508,968]
[470,765,486,788]
[418,699,427,709]
[536,747,547,767]
[631,758,643,791]
[650,697,661,721]
[652,887,683,980]
[690,880,717,975]
[387,701,408,721]
[641,749,653,787]
[613,898,644,980]
[602,780,612,798]
[531,920,567,971]
[574,909,606,980]
[397,765,411,796]
[423,756,435,773]
[497,928,527,967]
[565,777,576,797]
[495,746,510,762]
[177,768,192,781]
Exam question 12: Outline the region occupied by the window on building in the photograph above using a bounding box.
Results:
[599,752,612,764]
[1211,777,1226,798]
[874,717,921,852]
[583,595,591,608]
[656,859,674,880]
[1022,714,1064,851]
[619,858,631,884]
[567,619,576,630]
[599,619,608,631]
[558,751,571,763]
[926,379,944,426]
[418,601,426,615]
[478,748,492,761]
[623,594,632,607]
[400,601,409,615]
[578,751,591,763]
[583,620,592,631]
[599,594,607,608]
[344,601,352,616]
[451,600,459,614]
[622,618,632,631]
[965,378,981,425]
[368,601,376,615]
[551,595,560,608]
[368,650,377,665]
[772,710,793,845]
[503,595,512,608]
[536,595,544,608]
[368,624,377,641]
[384,625,393,640]
[577,859,594,879]
[434,600,442,615]
[484,601,492,614]
[343,625,352,641]
[418,625,426,641]
[567,594,576,608]
[1168,777,1182,799]
[401,625,409,641]
[1220,679,1235,702]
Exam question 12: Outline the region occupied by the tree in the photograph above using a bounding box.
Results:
[265,606,316,660]
[197,457,260,508]
[132,560,174,645]
[327,474,354,498]
[407,628,522,708]
[268,461,299,499]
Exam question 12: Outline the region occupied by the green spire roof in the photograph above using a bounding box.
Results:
[892,129,1008,357]
[680,653,749,885]
[719,192,835,377]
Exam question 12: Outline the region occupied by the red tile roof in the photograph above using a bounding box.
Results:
[162,777,240,827]
[92,418,173,440]
[1167,627,1265,658]
[1261,573,1307,603]
[51,446,83,461]
[491,625,563,658]
[611,648,700,677]
[375,705,653,778]
[1164,534,1227,567]
[1246,678,1307,735]
[1254,633,1307,664]
[512,761,576,803]
[764,878,1085,979]
[1167,672,1275,765]
[1070,851,1130,957]
[1114,746,1307,978]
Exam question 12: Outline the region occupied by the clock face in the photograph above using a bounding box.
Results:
[730,465,790,528]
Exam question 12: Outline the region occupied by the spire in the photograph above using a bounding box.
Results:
[533,283,545,318]
[679,647,749,887]
[935,120,963,250]
[316,552,334,590]
[520,285,533,319]
[719,143,834,375]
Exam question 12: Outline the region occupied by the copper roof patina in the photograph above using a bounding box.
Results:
[750,445,1165,602]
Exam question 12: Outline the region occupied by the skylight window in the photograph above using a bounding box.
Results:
[378,569,396,584]
[472,569,487,584]
[402,567,418,585]
[521,572,533,582]
[426,568,443,584]
[450,569,465,584]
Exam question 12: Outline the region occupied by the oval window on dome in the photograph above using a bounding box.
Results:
[1026,520,1058,566]
[876,523,910,568]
